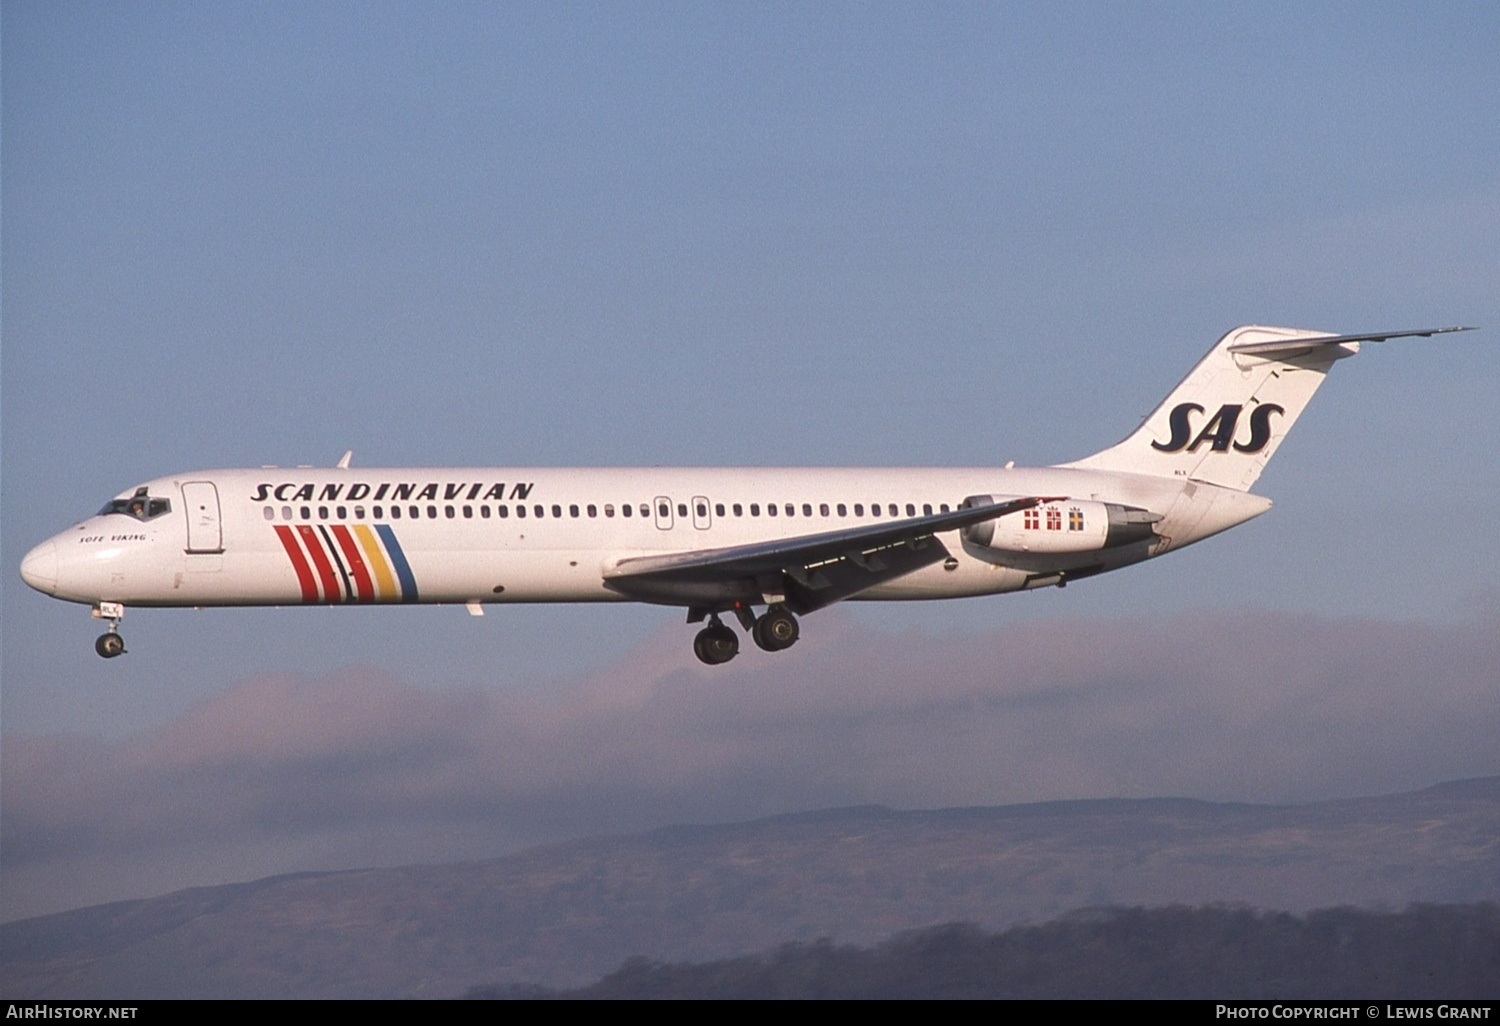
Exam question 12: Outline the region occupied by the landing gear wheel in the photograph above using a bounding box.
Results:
[95,632,126,659]
[693,621,740,665]
[752,606,799,652]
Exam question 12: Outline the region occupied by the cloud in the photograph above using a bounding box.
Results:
[4,611,1497,921]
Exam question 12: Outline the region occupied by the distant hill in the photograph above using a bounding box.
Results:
[470,905,1500,999]
[2,777,1496,999]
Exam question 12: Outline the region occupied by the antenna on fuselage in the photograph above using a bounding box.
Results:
[337,450,353,469]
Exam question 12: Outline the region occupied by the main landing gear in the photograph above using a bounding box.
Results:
[92,602,126,659]
[693,617,739,665]
[691,605,800,665]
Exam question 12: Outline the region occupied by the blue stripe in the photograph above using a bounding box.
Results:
[375,524,419,602]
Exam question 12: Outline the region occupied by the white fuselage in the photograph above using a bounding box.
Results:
[22,465,1269,610]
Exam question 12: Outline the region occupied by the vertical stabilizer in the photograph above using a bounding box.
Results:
[1062,325,1362,491]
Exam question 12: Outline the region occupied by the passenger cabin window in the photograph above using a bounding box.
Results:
[99,489,172,522]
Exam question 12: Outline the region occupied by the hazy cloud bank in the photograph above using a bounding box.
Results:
[4,611,1496,921]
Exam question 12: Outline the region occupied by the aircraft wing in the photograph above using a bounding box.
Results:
[603,496,1058,614]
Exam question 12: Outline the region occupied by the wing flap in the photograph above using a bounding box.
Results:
[603,496,1057,612]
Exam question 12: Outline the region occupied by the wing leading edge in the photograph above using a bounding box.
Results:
[602,496,1059,614]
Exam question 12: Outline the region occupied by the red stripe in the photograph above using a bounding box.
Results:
[274,525,319,603]
[330,525,374,601]
[296,525,342,602]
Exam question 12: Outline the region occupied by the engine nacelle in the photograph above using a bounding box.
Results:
[962,496,1161,555]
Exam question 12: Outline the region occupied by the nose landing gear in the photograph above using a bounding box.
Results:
[92,602,126,659]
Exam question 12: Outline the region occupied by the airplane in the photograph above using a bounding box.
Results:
[19,324,1472,664]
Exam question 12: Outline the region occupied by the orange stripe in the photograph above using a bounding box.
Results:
[352,524,398,600]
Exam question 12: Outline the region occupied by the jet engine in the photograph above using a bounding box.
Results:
[961,495,1161,555]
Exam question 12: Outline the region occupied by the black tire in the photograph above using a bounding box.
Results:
[705,624,739,663]
[95,633,125,659]
[694,624,740,665]
[752,607,799,652]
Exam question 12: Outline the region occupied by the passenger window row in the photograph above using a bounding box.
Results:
[260,499,954,523]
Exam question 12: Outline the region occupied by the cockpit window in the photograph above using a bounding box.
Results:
[99,486,171,522]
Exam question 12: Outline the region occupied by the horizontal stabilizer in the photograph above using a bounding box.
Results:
[1228,325,1472,357]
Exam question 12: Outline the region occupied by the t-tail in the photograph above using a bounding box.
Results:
[1061,324,1472,491]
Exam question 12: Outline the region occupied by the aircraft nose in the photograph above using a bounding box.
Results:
[20,539,59,595]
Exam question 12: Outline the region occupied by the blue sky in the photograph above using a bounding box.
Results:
[3,3,1497,920]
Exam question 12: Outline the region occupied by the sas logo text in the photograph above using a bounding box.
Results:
[1152,403,1285,454]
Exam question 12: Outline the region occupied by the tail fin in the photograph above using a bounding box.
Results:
[1061,325,1470,491]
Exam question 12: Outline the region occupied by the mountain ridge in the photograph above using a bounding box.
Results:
[3,776,1496,998]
